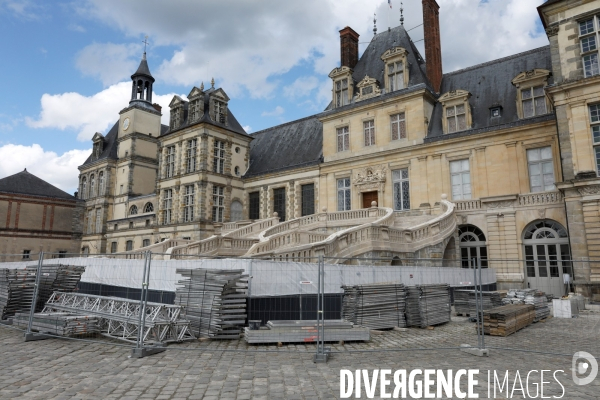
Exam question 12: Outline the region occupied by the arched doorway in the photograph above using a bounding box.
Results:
[391,256,402,266]
[230,200,243,222]
[523,220,571,298]
[458,225,488,268]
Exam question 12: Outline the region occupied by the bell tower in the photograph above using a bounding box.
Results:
[130,51,155,107]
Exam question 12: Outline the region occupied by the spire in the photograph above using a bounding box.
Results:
[373,13,377,37]
[200,81,204,91]
[400,2,404,26]
[211,77,215,88]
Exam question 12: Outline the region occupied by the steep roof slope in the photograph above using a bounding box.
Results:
[0,169,76,200]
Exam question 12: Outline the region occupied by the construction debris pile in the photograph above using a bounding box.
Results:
[0,265,85,320]
[502,289,550,322]
[175,268,248,339]
[244,320,370,344]
[480,304,536,337]
[405,284,451,328]
[454,290,505,316]
[341,283,407,329]
[13,312,100,336]
[43,291,195,344]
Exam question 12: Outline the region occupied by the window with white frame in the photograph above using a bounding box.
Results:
[387,61,405,91]
[213,140,225,174]
[165,146,175,178]
[184,185,195,222]
[392,169,410,211]
[590,104,600,175]
[212,186,225,222]
[186,139,197,173]
[527,147,556,192]
[580,17,600,78]
[89,174,95,197]
[98,172,104,196]
[95,209,102,233]
[446,104,467,133]
[214,100,226,124]
[450,159,471,200]
[363,120,375,147]
[337,126,349,152]
[163,189,173,224]
[521,86,547,118]
[337,178,351,211]
[189,99,202,123]
[335,79,349,108]
[390,113,406,141]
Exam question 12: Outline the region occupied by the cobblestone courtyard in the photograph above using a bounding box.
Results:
[1,311,599,399]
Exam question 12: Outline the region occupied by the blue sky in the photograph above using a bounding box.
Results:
[0,0,548,193]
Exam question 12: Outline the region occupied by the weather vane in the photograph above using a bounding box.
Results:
[142,35,149,53]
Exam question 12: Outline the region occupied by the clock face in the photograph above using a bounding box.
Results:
[123,117,130,131]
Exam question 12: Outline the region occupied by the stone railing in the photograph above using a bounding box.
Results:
[518,191,562,206]
[170,235,259,258]
[117,238,192,259]
[224,217,280,239]
[454,199,482,211]
[220,220,254,235]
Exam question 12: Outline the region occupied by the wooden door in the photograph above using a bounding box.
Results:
[362,191,378,208]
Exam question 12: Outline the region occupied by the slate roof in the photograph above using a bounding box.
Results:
[161,88,248,137]
[0,169,77,200]
[132,53,153,79]
[426,46,554,141]
[244,116,323,178]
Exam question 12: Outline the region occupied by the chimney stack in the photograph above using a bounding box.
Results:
[339,27,359,69]
[422,0,443,93]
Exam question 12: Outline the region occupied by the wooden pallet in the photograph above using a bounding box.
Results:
[479,304,535,337]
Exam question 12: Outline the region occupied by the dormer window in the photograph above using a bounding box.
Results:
[92,133,105,160]
[214,100,226,124]
[168,95,187,130]
[355,76,381,102]
[189,98,202,123]
[187,86,204,124]
[490,107,502,118]
[438,90,472,134]
[381,47,409,93]
[328,66,354,109]
[208,88,230,126]
[336,79,349,107]
[511,69,551,120]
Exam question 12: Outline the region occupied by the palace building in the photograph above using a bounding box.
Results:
[75,0,600,300]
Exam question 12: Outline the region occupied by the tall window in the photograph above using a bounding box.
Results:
[189,99,202,122]
[129,205,138,215]
[450,159,471,200]
[459,225,488,269]
[301,183,315,216]
[446,104,466,133]
[163,189,173,224]
[89,175,95,197]
[214,100,226,124]
[186,139,197,173]
[213,140,225,174]
[337,178,351,211]
[392,169,410,211]
[337,126,349,152]
[87,210,93,234]
[184,185,195,222]
[273,188,286,221]
[527,147,555,192]
[231,200,243,222]
[144,202,154,213]
[98,172,104,196]
[170,107,182,129]
[95,209,102,234]
[126,240,133,251]
[249,192,260,220]
[81,178,87,200]
[521,86,546,118]
[212,186,224,222]
[142,239,150,247]
[110,242,117,254]
[387,61,404,91]
[590,104,600,175]
[165,146,175,178]
[335,79,349,107]
[390,113,406,141]
[363,120,375,147]
[580,17,600,78]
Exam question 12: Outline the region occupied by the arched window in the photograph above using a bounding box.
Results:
[230,200,243,222]
[89,174,95,197]
[81,177,87,200]
[129,205,138,215]
[458,225,487,268]
[143,202,154,213]
[98,172,104,195]
[523,220,571,297]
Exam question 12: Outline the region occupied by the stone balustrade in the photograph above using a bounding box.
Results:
[518,191,562,206]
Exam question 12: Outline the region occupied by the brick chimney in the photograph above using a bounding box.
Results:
[422,0,443,93]
[339,27,359,69]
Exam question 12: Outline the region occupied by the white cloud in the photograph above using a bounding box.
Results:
[76,43,142,86]
[283,76,320,100]
[243,125,252,133]
[26,82,183,142]
[261,106,284,117]
[0,144,90,193]
[68,23,86,33]
[0,0,40,20]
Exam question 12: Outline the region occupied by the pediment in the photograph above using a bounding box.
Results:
[356,75,379,88]
[169,95,186,108]
[438,89,471,103]
[209,88,230,102]
[329,65,353,79]
[187,86,204,100]
[512,69,551,86]
[92,132,105,142]
[381,46,408,61]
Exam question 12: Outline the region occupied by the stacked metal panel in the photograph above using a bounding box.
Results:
[175,268,248,339]
[244,320,370,344]
[453,290,471,315]
[0,268,36,320]
[524,292,550,322]
[35,265,86,311]
[406,284,451,328]
[13,312,100,336]
[341,283,406,329]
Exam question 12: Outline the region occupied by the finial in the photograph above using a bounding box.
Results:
[400,2,404,26]
[200,81,204,91]
[373,13,377,36]
[211,77,215,88]
[142,35,149,57]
